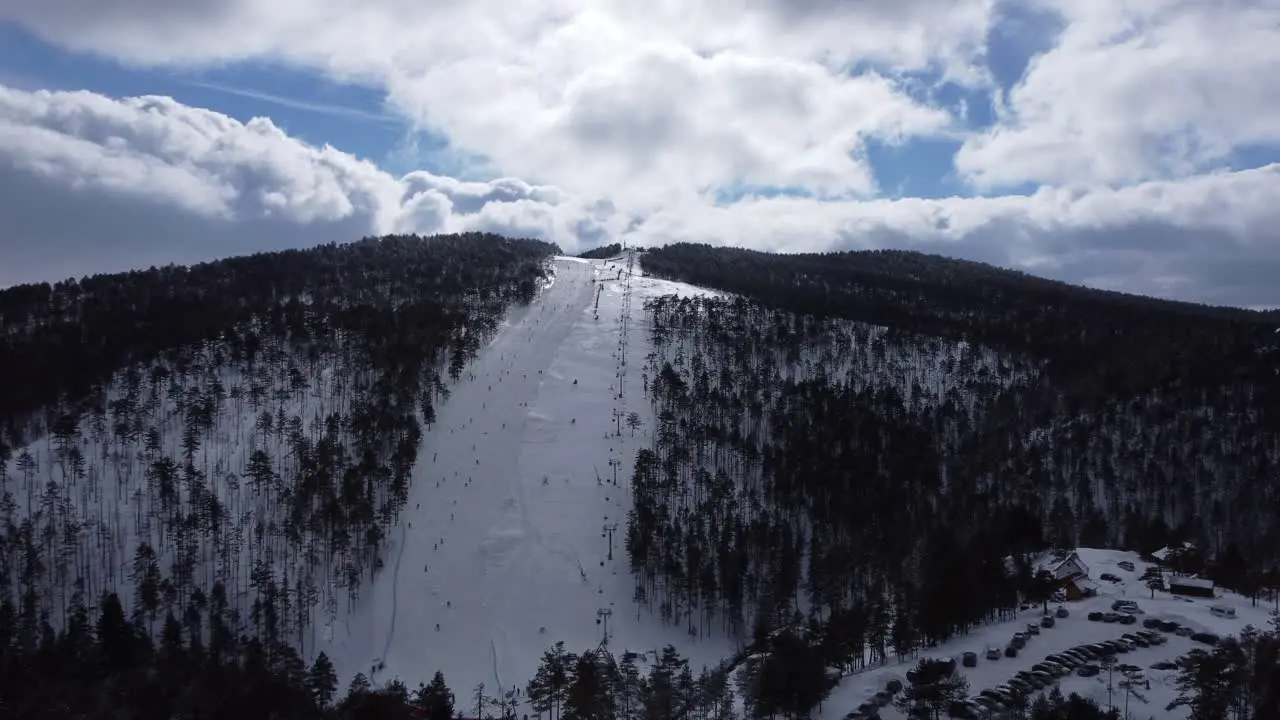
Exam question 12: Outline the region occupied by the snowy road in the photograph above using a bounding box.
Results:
[318,256,734,700]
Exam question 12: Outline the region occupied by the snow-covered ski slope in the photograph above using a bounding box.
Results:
[316,254,731,696]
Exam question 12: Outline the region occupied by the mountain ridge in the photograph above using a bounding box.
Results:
[1,234,1277,720]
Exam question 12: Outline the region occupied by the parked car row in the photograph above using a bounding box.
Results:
[993,607,1069,661]
[1087,610,1139,625]
[1139,617,1222,645]
[847,603,1219,719]
[952,630,1167,719]
[844,677,903,720]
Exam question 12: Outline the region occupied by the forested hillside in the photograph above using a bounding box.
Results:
[0,233,557,654]
[2,235,1277,720]
[629,242,1280,703]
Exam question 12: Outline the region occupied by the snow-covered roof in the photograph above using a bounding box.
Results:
[1070,577,1100,593]
[1051,552,1086,572]
[1008,549,1091,579]
[1152,542,1196,561]
[1168,576,1214,589]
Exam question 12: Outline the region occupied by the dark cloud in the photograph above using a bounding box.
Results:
[0,163,369,286]
[832,217,1280,308]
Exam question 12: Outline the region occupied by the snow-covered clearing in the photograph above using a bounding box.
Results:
[316,254,733,699]
[818,548,1277,720]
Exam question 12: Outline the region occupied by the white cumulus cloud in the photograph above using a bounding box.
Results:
[957,0,1280,189]
[0,0,1278,306]
[2,85,1278,308]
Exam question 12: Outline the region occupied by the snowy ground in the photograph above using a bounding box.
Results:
[818,548,1278,720]
[315,254,733,702]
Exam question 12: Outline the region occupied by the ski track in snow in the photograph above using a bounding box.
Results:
[382,523,407,664]
[316,256,734,701]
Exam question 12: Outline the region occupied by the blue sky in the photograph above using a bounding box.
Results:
[0,1,1277,307]
[0,23,430,170]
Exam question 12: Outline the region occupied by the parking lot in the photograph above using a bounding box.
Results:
[843,600,1233,719]
[828,548,1276,720]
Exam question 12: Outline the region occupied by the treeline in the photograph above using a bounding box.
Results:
[628,295,1036,656]
[0,233,559,658]
[623,243,1279,716]
[634,245,1280,575]
[577,244,624,260]
[639,243,1280,412]
[8,584,1271,720]
[1167,622,1280,718]
[0,233,560,429]
[0,584,462,720]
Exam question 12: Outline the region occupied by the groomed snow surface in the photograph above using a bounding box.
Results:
[316,255,730,701]
[818,548,1278,720]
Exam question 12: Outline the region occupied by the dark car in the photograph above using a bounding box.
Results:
[1056,606,1070,618]
[1041,616,1056,628]
[1159,621,1180,632]
[1100,573,1122,582]
[1143,618,1163,629]
[1089,611,1105,621]
[1007,678,1033,693]
[1118,561,1136,572]
[1005,645,1019,658]
[1191,632,1221,646]
[1119,614,1138,625]
[1077,665,1101,677]
[974,696,1002,713]
[962,651,978,667]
